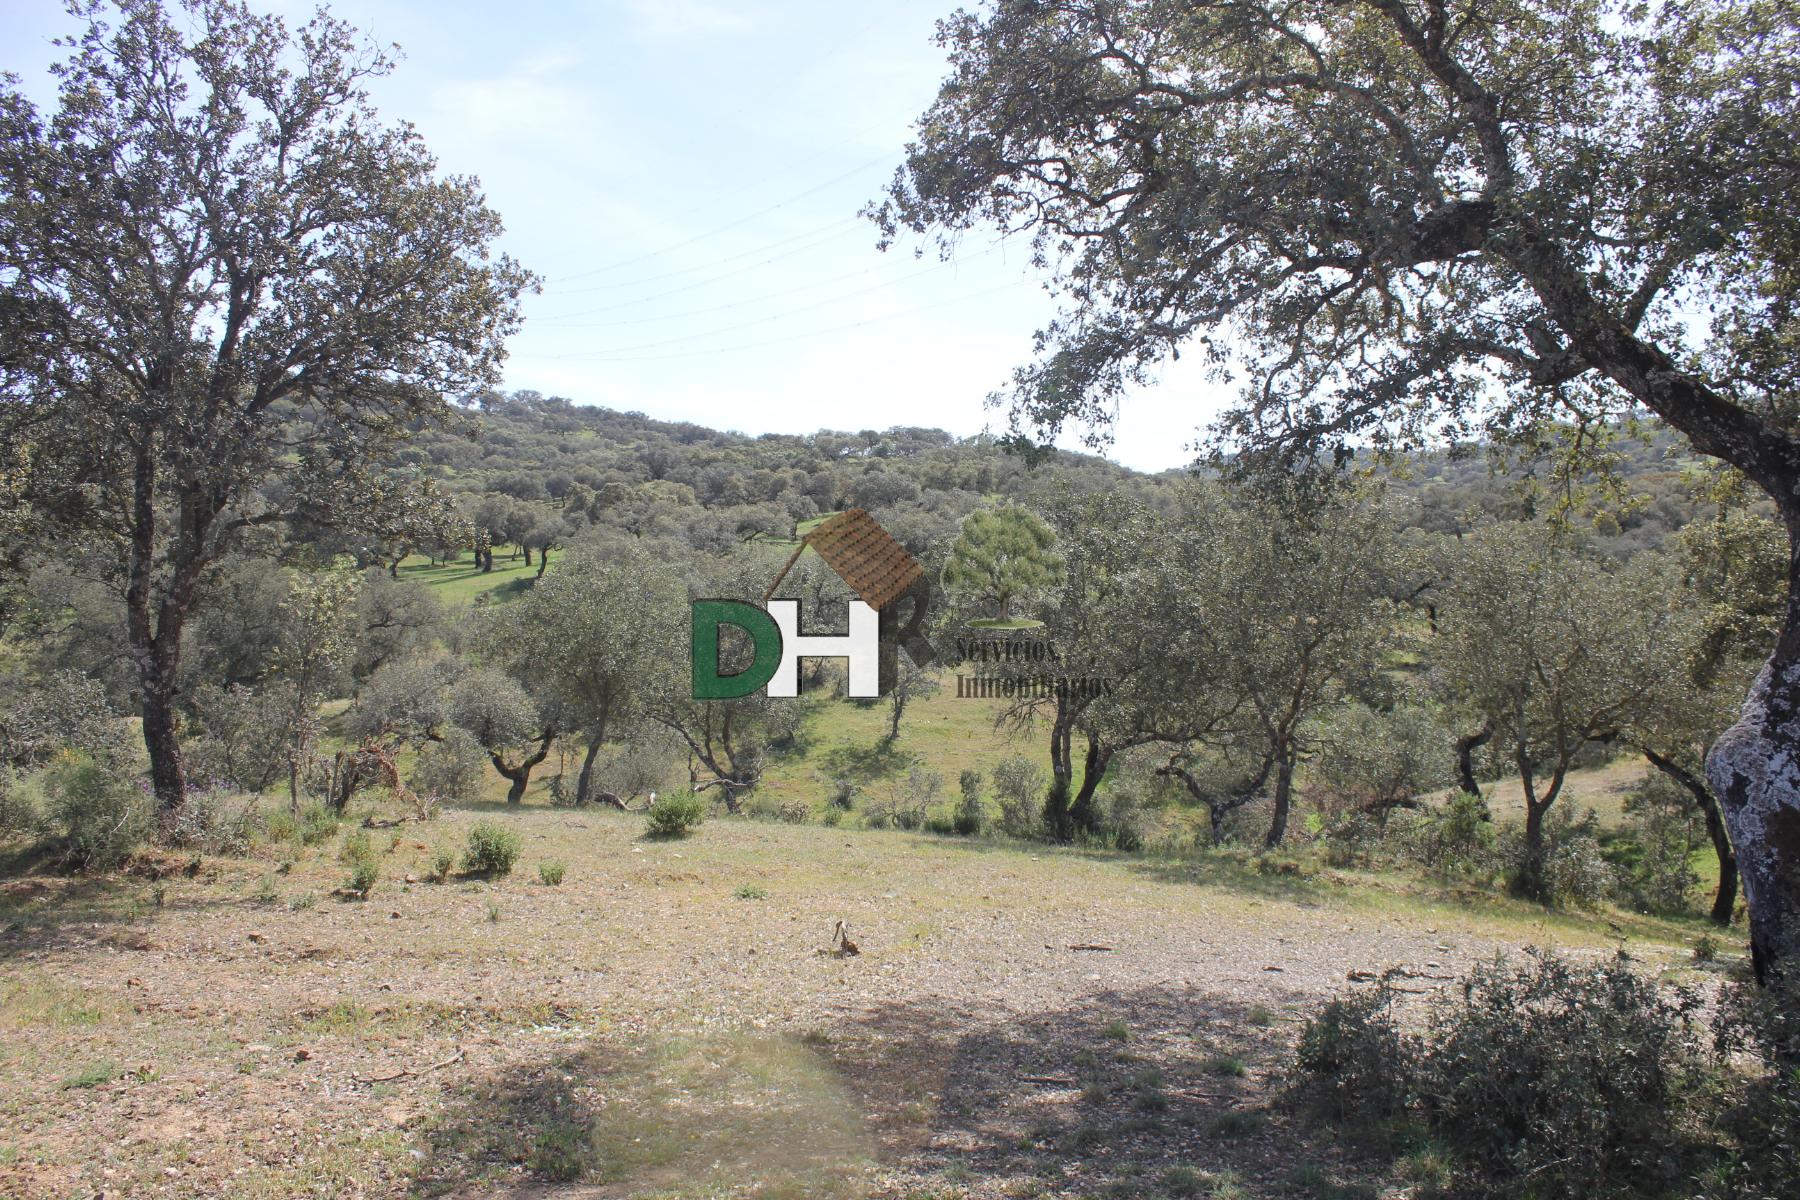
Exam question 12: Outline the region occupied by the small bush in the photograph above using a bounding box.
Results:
[428,845,455,882]
[408,728,487,804]
[297,802,338,846]
[1614,774,1703,914]
[339,829,373,864]
[537,860,565,886]
[462,820,520,875]
[44,757,150,872]
[1509,808,1615,908]
[264,808,297,844]
[345,853,379,897]
[645,793,706,838]
[734,883,768,900]
[991,756,1045,839]
[1294,980,1416,1120]
[1400,791,1495,876]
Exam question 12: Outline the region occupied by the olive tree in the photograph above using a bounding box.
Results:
[1432,524,1687,900]
[483,547,685,805]
[0,0,534,821]
[875,0,1800,976]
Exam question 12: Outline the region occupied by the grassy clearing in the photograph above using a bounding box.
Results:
[393,550,536,608]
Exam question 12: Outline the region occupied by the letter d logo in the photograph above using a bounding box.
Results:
[691,600,782,699]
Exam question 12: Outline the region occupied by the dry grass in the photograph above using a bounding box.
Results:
[0,802,1720,1199]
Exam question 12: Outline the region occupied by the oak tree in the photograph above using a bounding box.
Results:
[877,0,1800,980]
[0,0,534,820]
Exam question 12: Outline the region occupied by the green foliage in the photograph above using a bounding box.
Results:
[1614,774,1704,914]
[734,883,768,900]
[1295,952,1708,1199]
[645,793,706,838]
[1294,982,1417,1121]
[344,852,379,898]
[462,820,521,875]
[1702,979,1800,1199]
[44,757,150,872]
[537,860,565,886]
[408,728,488,804]
[297,802,339,847]
[954,770,985,836]
[428,845,456,882]
[1400,792,1497,877]
[940,504,1062,622]
[991,756,1045,839]
[340,829,374,864]
[1509,808,1616,910]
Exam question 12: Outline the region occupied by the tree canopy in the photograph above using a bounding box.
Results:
[0,0,535,816]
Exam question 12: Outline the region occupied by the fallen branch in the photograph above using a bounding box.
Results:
[1020,1075,1076,1086]
[355,1047,465,1086]
[1067,943,1114,952]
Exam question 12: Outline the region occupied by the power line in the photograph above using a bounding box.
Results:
[539,280,1030,364]
[531,241,1006,331]
[547,152,896,283]
[531,218,867,315]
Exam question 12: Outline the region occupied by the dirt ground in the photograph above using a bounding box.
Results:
[0,808,1713,1199]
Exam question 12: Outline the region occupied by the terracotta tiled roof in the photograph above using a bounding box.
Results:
[802,508,924,611]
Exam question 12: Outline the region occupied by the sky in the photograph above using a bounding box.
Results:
[0,0,1236,472]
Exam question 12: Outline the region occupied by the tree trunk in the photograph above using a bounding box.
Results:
[1643,748,1739,927]
[537,548,551,578]
[1263,753,1294,848]
[575,736,603,806]
[1518,798,1549,901]
[490,731,553,805]
[1068,736,1109,836]
[522,544,532,566]
[1455,719,1495,812]
[1707,654,1800,984]
[140,671,187,821]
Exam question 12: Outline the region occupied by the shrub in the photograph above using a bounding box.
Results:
[44,757,150,871]
[991,755,1045,838]
[165,784,260,856]
[1294,980,1417,1120]
[537,860,565,886]
[344,852,379,897]
[1510,808,1615,908]
[1614,774,1703,914]
[1400,790,1495,876]
[0,768,44,841]
[264,808,298,844]
[339,829,373,864]
[1422,951,1703,1195]
[955,769,985,831]
[408,728,487,804]
[297,802,338,846]
[819,806,843,827]
[1703,978,1800,1199]
[428,845,455,882]
[1296,950,1708,1199]
[645,793,706,838]
[462,820,520,875]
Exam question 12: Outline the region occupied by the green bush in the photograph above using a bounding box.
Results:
[1400,790,1496,876]
[264,808,298,844]
[1295,950,1708,1198]
[44,757,150,871]
[1614,774,1703,914]
[1511,808,1615,908]
[344,852,379,897]
[1702,978,1800,1199]
[991,755,1045,838]
[408,728,487,803]
[1294,979,1417,1120]
[462,820,520,875]
[537,860,565,886]
[339,829,373,864]
[297,801,339,846]
[645,792,706,838]
[428,845,455,882]
[954,770,985,836]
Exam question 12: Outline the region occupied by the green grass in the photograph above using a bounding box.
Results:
[394,550,537,608]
